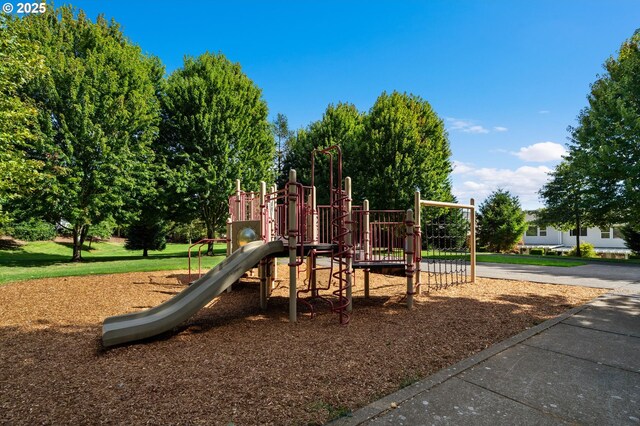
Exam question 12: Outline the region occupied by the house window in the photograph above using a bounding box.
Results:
[613,226,623,239]
[570,228,588,237]
[601,228,611,239]
[539,227,547,237]
[526,225,537,237]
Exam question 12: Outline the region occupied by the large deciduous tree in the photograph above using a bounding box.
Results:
[8,7,162,261]
[281,102,364,204]
[538,158,592,256]
[160,53,274,253]
[0,15,46,231]
[361,91,452,209]
[477,189,527,253]
[567,29,640,227]
[282,92,453,209]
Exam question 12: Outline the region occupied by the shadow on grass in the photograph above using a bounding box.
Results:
[0,247,226,268]
[54,241,96,252]
[0,239,25,251]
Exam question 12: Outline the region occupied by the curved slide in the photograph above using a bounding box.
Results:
[102,240,284,347]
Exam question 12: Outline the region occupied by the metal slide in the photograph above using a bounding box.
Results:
[102,240,284,347]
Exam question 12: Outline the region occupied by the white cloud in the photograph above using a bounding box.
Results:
[446,118,489,134]
[452,160,474,174]
[512,141,567,162]
[451,161,553,209]
[538,110,550,114]
[493,126,508,132]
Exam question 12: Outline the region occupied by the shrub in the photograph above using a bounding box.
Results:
[11,218,56,241]
[168,220,208,244]
[477,189,527,253]
[88,217,117,241]
[567,242,597,258]
[529,248,544,256]
[620,224,640,256]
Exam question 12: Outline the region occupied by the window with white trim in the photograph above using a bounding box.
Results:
[601,228,611,239]
[539,227,547,237]
[570,228,587,237]
[613,226,623,239]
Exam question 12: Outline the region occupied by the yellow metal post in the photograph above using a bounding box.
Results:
[288,169,298,323]
[470,198,476,283]
[405,209,415,309]
[345,177,353,312]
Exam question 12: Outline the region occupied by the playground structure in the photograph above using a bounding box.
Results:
[226,146,476,324]
[102,146,475,346]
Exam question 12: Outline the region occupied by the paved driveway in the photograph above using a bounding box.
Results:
[475,261,640,292]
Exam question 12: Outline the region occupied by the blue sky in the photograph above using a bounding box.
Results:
[22,0,640,208]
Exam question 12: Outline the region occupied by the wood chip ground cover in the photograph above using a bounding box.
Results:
[0,265,605,425]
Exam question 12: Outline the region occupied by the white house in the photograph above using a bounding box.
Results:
[521,213,629,255]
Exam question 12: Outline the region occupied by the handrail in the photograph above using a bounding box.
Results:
[188,238,227,282]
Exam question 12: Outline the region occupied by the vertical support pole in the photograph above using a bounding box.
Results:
[311,186,318,244]
[271,184,278,282]
[235,179,242,221]
[260,181,267,241]
[363,199,370,299]
[405,209,415,309]
[259,257,267,310]
[310,252,317,297]
[266,257,273,296]
[414,191,422,295]
[226,218,232,256]
[345,177,353,312]
[470,198,476,284]
[288,169,298,323]
[259,181,267,309]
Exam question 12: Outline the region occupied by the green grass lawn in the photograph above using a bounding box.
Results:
[475,253,588,267]
[421,251,588,267]
[0,240,226,285]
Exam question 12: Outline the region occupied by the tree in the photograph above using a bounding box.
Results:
[538,159,592,257]
[282,92,454,210]
[620,224,640,256]
[125,211,168,257]
[361,91,452,209]
[9,7,162,261]
[0,15,47,232]
[477,189,527,253]
[281,102,364,203]
[160,53,274,254]
[567,29,640,227]
[272,113,293,178]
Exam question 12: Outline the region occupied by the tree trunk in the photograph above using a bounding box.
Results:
[143,247,148,257]
[206,226,215,256]
[71,225,82,262]
[576,215,582,257]
[71,224,89,262]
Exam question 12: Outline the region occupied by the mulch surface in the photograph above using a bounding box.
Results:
[0,265,605,425]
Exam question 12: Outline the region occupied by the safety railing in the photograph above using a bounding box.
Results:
[187,238,228,282]
[228,191,260,222]
[352,209,409,265]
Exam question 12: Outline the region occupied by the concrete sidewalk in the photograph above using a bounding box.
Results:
[333,291,640,425]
